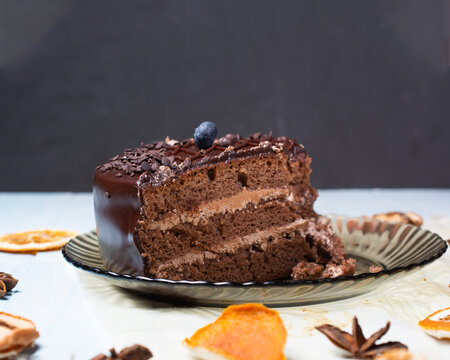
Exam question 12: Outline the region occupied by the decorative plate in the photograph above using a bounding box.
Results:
[62,216,447,307]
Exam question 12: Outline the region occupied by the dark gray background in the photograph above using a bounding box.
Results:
[1,0,449,191]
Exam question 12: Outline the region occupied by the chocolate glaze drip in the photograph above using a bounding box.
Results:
[93,133,307,275]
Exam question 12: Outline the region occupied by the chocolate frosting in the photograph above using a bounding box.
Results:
[93,133,307,275]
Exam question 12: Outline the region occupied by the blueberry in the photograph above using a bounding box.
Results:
[193,122,218,149]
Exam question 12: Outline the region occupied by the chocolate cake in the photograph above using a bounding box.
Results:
[93,130,355,282]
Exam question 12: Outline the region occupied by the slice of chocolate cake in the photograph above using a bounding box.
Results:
[93,130,355,281]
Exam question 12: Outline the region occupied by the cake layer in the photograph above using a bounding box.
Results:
[139,151,316,222]
[138,182,316,233]
[142,186,293,231]
[139,197,309,275]
[155,218,354,282]
[156,220,310,282]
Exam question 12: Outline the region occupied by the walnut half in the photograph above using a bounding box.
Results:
[372,212,422,227]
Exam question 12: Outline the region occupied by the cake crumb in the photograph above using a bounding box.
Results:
[369,266,382,273]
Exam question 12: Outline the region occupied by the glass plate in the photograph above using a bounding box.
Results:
[62,216,447,307]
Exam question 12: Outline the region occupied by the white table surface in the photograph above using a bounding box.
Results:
[0,189,449,360]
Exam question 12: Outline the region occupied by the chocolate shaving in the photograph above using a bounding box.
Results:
[316,317,407,359]
[90,344,152,360]
[161,157,171,166]
[0,272,18,298]
[140,161,150,171]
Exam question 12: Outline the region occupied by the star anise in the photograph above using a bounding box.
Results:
[316,317,407,359]
[0,272,18,298]
[91,344,152,360]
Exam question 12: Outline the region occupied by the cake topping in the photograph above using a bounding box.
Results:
[193,121,218,149]
[90,344,153,360]
[96,132,304,186]
[316,317,407,359]
[184,303,287,360]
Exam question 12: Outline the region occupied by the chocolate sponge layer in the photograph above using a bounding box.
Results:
[154,217,354,282]
[139,152,316,221]
[139,197,309,276]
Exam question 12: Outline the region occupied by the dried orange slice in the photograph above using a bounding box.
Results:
[418,307,450,339]
[0,312,39,358]
[184,303,287,360]
[0,230,77,253]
